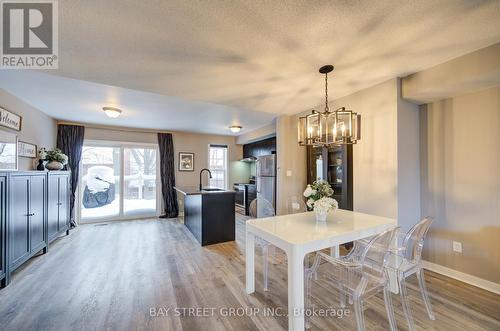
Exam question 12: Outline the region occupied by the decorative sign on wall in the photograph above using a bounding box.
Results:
[178,152,195,171]
[18,141,37,158]
[0,107,22,131]
[0,129,18,170]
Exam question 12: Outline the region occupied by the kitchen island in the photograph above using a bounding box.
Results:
[175,186,236,246]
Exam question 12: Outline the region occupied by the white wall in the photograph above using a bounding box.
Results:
[402,42,500,104]
[397,80,421,232]
[0,89,57,170]
[276,115,307,215]
[420,85,500,284]
[82,125,247,188]
[329,79,399,218]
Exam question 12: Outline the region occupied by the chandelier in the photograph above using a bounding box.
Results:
[298,65,361,146]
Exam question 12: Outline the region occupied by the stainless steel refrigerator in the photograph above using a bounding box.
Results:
[256,154,276,217]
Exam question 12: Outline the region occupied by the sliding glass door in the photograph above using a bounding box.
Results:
[81,146,121,220]
[123,147,157,217]
[80,142,158,222]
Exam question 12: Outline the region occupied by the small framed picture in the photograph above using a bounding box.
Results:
[18,141,37,158]
[0,129,18,170]
[178,152,194,171]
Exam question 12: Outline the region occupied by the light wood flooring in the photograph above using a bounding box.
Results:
[0,216,499,331]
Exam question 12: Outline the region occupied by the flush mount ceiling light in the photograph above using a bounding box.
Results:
[298,65,361,146]
[229,125,242,133]
[102,106,122,118]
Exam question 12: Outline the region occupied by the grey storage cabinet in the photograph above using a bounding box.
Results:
[8,172,48,271]
[0,173,7,288]
[47,171,70,242]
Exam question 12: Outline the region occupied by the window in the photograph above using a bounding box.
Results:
[208,144,228,189]
[80,142,158,222]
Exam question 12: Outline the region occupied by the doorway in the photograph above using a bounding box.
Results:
[79,141,159,222]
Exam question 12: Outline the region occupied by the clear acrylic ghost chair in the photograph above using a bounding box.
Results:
[286,196,307,214]
[347,217,435,331]
[249,198,275,291]
[306,227,399,331]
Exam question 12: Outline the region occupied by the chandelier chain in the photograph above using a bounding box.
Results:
[325,73,329,112]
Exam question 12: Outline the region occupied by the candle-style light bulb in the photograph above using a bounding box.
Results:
[341,123,346,136]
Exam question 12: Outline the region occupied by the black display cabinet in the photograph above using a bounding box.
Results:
[306,145,353,211]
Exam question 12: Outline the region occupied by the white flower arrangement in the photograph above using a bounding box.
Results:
[303,185,316,198]
[303,180,335,210]
[313,197,338,214]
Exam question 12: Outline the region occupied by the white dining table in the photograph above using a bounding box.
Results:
[245,209,397,331]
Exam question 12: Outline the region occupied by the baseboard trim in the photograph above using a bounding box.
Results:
[423,260,500,295]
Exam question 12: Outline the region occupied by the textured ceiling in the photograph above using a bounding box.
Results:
[3,0,500,133]
[0,71,275,135]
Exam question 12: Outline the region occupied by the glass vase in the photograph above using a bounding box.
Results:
[315,210,328,222]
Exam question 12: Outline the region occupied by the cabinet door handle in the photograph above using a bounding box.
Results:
[57,202,63,206]
[26,213,35,216]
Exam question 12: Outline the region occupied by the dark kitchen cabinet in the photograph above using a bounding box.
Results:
[9,172,47,271]
[0,174,7,288]
[30,175,46,252]
[242,137,276,159]
[47,172,70,242]
[1,171,71,289]
[9,175,30,268]
[307,145,353,211]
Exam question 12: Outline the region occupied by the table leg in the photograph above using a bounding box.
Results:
[246,231,256,294]
[288,247,305,331]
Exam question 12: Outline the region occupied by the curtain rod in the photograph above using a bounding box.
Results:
[57,121,173,135]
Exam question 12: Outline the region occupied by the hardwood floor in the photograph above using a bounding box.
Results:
[0,216,499,331]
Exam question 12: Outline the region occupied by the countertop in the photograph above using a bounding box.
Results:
[175,186,236,195]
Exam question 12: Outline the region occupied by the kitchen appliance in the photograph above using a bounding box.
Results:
[233,183,257,216]
[256,154,276,217]
[234,184,246,210]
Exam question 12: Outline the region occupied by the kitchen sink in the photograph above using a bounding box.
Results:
[202,188,224,191]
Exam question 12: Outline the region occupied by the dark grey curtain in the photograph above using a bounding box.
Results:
[57,124,85,227]
[157,133,178,218]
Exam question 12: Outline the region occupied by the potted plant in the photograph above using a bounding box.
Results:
[303,180,338,222]
[45,148,68,171]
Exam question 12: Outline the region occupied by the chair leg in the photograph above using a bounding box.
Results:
[353,298,366,331]
[383,286,398,331]
[339,288,346,308]
[262,245,269,291]
[399,277,416,331]
[269,244,276,262]
[417,268,436,320]
[305,272,313,329]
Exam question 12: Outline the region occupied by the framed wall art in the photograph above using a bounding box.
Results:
[0,129,18,170]
[0,106,22,131]
[178,152,194,171]
[18,141,37,158]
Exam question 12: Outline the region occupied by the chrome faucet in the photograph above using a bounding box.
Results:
[199,168,212,191]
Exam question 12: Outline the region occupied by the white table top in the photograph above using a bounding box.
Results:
[246,209,397,247]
